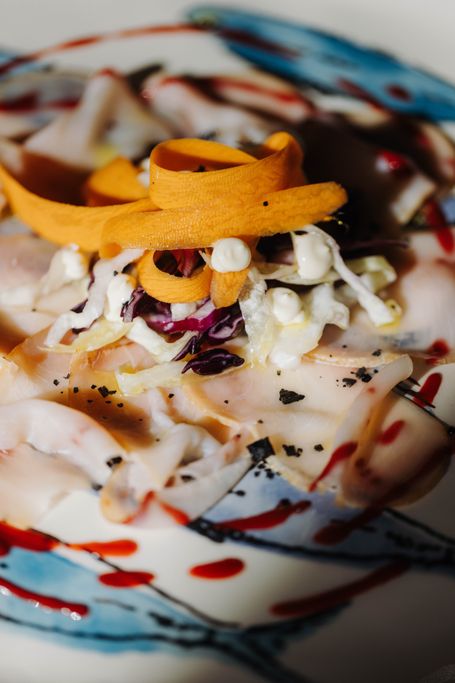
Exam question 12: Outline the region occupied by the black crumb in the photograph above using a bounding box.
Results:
[90,384,97,390]
[263,200,269,207]
[92,483,102,492]
[113,270,118,276]
[53,379,59,386]
[105,400,111,404]
[314,444,324,452]
[342,344,348,349]
[73,387,79,393]
[116,403,124,408]
[196,164,206,172]
[282,444,303,457]
[106,455,123,468]
[224,399,229,404]
[87,399,93,404]
[355,367,373,383]
[342,377,357,388]
[247,437,275,463]
[276,370,281,376]
[98,385,116,398]
[279,388,305,405]
[257,419,264,424]
[372,349,382,357]
[168,393,174,399]
[63,373,70,380]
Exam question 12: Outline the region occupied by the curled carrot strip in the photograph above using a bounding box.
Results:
[210,268,249,308]
[137,251,212,303]
[84,157,149,207]
[102,181,347,250]
[149,132,303,209]
[0,164,152,251]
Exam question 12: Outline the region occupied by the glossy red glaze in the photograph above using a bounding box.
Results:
[309,442,358,491]
[423,200,454,254]
[70,539,138,557]
[0,522,58,555]
[413,372,442,408]
[216,500,311,531]
[0,575,89,617]
[313,508,380,545]
[377,419,405,445]
[270,560,409,616]
[189,557,245,579]
[98,570,154,588]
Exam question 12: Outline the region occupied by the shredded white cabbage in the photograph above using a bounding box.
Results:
[45,248,143,347]
[239,268,276,364]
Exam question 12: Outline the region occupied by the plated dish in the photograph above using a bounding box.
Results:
[0,6,455,683]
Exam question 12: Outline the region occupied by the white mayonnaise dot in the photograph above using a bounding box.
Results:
[266,287,305,325]
[104,273,135,322]
[171,302,197,321]
[211,238,251,273]
[293,232,333,280]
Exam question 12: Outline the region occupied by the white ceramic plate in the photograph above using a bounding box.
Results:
[1,3,455,682]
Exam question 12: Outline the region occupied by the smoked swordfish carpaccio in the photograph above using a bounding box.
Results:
[0,59,454,530]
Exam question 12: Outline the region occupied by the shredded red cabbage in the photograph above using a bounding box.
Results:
[182,348,245,375]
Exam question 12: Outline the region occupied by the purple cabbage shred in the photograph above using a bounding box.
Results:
[182,348,245,376]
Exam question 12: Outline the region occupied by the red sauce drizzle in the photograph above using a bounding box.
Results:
[270,560,409,617]
[336,78,383,109]
[0,522,58,555]
[189,557,245,579]
[413,372,442,408]
[0,575,89,617]
[376,149,410,174]
[216,500,311,531]
[0,24,204,77]
[70,539,138,557]
[159,501,190,526]
[386,84,411,101]
[313,507,380,545]
[309,441,358,492]
[426,339,450,365]
[98,570,154,588]
[423,200,454,254]
[208,76,310,106]
[377,419,405,445]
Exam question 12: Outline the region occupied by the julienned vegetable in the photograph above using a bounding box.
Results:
[0,131,347,309]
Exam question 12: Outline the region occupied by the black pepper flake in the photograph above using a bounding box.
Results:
[106,455,123,468]
[113,270,118,276]
[105,400,111,404]
[60,391,64,394]
[372,349,382,357]
[224,399,229,404]
[355,367,373,383]
[257,419,264,424]
[263,200,269,206]
[73,387,79,394]
[279,388,305,405]
[168,393,174,399]
[181,474,195,482]
[97,385,116,398]
[196,164,206,172]
[90,384,97,390]
[116,403,124,408]
[342,344,348,349]
[282,444,303,457]
[247,437,275,463]
[314,444,324,452]
[92,483,102,492]
[63,373,70,380]
[87,399,93,404]
[53,379,59,386]
[342,377,357,388]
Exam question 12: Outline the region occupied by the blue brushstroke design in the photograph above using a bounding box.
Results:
[188,6,455,122]
[0,545,336,682]
[189,466,455,572]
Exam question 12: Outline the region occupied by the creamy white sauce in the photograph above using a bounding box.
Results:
[293,231,333,280]
[266,287,305,325]
[211,237,251,273]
